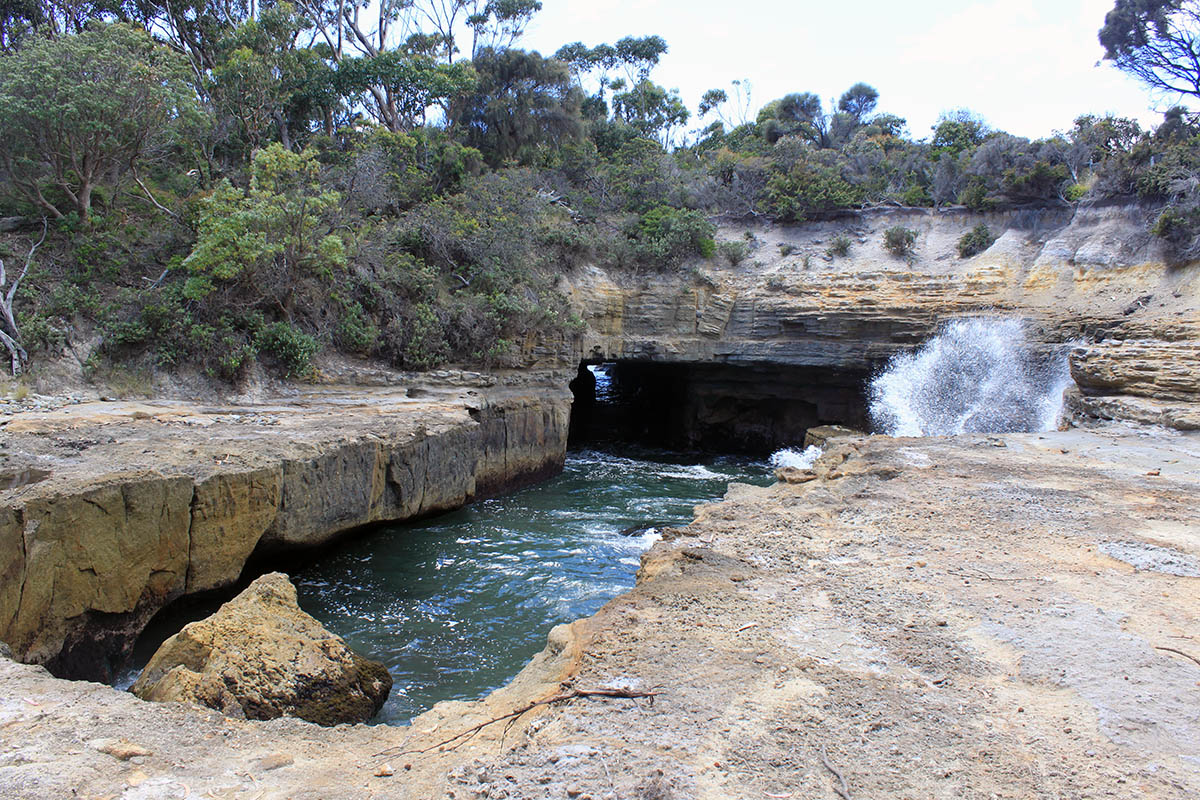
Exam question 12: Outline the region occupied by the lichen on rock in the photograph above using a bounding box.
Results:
[130,572,391,726]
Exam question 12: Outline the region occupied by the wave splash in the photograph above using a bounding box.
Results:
[868,318,1072,437]
[769,445,823,469]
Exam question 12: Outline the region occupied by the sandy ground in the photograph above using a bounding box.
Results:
[2,424,1199,799]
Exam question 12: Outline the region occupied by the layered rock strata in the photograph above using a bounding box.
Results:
[132,572,391,725]
[0,374,572,680]
[566,203,1200,435]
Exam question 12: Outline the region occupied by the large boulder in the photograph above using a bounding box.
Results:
[130,572,391,726]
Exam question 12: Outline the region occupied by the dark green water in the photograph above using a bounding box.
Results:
[291,448,770,724]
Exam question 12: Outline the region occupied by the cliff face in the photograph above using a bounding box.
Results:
[566,203,1200,434]
[0,374,572,680]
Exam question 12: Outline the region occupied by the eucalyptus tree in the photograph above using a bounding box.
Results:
[290,0,535,131]
[0,22,196,219]
[612,80,689,148]
[0,0,125,52]
[1100,0,1200,103]
[449,47,582,164]
[838,82,879,121]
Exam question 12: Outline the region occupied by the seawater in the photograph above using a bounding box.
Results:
[292,448,769,724]
[868,317,1073,436]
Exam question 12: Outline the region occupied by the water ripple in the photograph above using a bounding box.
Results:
[292,448,768,724]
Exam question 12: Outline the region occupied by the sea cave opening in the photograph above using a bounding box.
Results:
[568,359,872,455]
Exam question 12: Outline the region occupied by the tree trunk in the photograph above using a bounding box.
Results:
[275,110,293,150]
[76,181,92,219]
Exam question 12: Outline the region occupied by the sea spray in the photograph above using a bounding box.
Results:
[769,445,823,470]
[868,318,1072,437]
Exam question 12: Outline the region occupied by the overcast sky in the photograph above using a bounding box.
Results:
[520,0,1164,140]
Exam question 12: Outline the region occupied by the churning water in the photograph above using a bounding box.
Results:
[868,318,1073,437]
[292,448,768,724]
[768,445,823,469]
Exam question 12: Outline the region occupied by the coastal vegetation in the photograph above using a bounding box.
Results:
[0,0,1196,380]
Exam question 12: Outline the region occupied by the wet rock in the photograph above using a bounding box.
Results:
[774,466,817,484]
[131,573,392,726]
[803,424,864,449]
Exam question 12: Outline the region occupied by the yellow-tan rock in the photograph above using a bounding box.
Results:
[131,572,391,726]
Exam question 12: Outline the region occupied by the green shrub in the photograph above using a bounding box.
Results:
[779,243,797,256]
[334,298,380,355]
[718,240,750,265]
[255,321,318,377]
[182,145,345,303]
[826,233,852,258]
[956,223,997,258]
[1063,183,1088,203]
[629,205,716,268]
[883,225,918,258]
[762,161,863,222]
[1150,205,1200,252]
[957,180,995,212]
[900,183,932,207]
[397,302,450,370]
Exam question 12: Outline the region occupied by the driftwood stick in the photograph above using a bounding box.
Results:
[1155,645,1200,669]
[820,744,851,800]
[375,688,660,758]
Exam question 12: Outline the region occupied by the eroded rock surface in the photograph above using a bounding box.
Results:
[0,373,572,679]
[132,572,391,725]
[567,206,1200,433]
[1,427,1197,799]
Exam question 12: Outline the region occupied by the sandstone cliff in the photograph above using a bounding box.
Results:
[565,203,1200,436]
[0,373,572,680]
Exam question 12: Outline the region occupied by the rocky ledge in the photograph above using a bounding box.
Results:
[1,424,1197,799]
[0,371,572,680]
[131,572,392,725]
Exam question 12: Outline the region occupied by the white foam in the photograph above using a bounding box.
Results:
[657,464,730,480]
[868,318,1073,437]
[770,445,823,469]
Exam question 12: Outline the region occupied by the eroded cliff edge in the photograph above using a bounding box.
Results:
[0,371,572,680]
[1,427,1197,799]
[566,203,1200,436]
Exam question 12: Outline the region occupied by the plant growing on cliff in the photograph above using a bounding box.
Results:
[883,225,918,259]
[956,223,997,258]
[826,233,852,258]
[718,239,749,265]
[0,23,196,220]
[628,205,716,268]
[183,144,346,310]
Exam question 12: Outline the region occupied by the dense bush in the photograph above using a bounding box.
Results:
[957,223,997,258]
[883,225,918,258]
[628,205,716,267]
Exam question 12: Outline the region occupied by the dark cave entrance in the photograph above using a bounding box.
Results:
[568,359,871,455]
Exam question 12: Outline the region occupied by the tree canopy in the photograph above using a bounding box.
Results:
[0,22,195,218]
[1100,0,1200,101]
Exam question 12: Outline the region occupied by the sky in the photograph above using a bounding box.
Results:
[520,0,1166,141]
